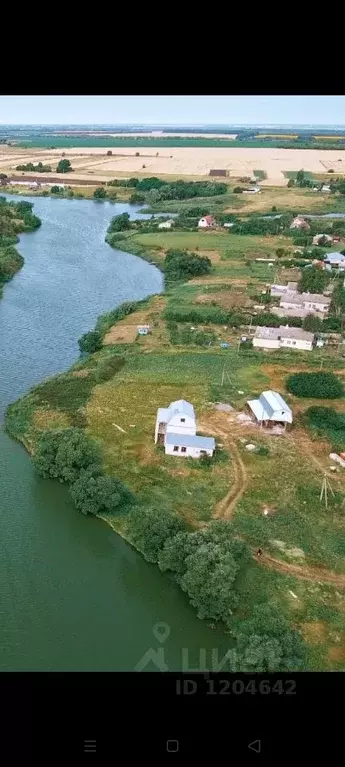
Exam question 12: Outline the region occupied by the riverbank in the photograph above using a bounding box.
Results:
[5,196,345,671]
[0,196,41,298]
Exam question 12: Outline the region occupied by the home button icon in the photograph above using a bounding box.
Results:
[166,739,179,753]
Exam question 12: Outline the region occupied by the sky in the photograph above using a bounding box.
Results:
[0,95,345,126]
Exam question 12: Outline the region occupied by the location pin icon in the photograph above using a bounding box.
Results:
[153,622,170,643]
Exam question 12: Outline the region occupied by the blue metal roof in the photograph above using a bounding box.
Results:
[165,433,215,449]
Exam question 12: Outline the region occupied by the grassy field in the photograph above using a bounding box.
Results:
[125,230,293,259]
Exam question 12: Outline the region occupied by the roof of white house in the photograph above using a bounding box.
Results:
[325,252,345,263]
[281,292,331,305]
[157,399,195,424]
[165,433,215,449]
[247,390,292,424]
[254,326,314,342]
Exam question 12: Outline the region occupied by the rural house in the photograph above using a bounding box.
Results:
[279,291,331,316]
[247,390,293,429]
[324,252,345,269]
[253,326,314,351]
[158,219,174,230]
[137,324,151,335]
[154,399,215,458]
[198,215,216,229]
[290,216,310,231]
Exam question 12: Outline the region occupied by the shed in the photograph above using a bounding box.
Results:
[137,324,151,335]
[198,215,216,229]
[247,390,292,428]
[209,169,227,177]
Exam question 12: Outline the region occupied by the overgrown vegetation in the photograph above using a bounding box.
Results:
[286,371,344,399]
[0,196,41,296]
[305,406,345,451]
[16,161,52,172]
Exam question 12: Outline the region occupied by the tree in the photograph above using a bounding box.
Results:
[296,169,305,185]
[330,282,345,317]
[106,150,112,156]
[33,428,102,484]
[93,187,106,199]
[108,213,131,232]
[70,465,134,515]
[145,188,162,205]
[78,330,102,354]
[56,159,73,174]
[159,522,250,621]
[298,266,330,294]
[164,249,211,282]
[302,313,322,332]
[287,178,295,187]
[286,371,344,399]
[51,185,63,194]
[129,506,184,563]
[230,604,306,672]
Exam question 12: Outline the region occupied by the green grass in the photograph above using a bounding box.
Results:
[128,230,292,259]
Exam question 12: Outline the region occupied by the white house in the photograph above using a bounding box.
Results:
[279,292,331,316]
[155,399,196,445]
[253,326,314,351]
[165,433,215,458]
[137,324,151,336]
[198,215,216,229]
[158,219,174,230]
[154,399,215,458]
[247,390,293,429]
[325,252,345,268]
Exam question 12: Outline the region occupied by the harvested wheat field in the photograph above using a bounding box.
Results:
[3,145,345,183]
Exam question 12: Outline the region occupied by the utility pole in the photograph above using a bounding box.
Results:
[320,474,335,509]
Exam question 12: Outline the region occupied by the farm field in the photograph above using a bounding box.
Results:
[3,144,345,184]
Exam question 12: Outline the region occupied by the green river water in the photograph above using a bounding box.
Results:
[0,196,229,671]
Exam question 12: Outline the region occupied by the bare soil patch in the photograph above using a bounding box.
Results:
[195,290,253,310]
[302,621,328,644]
[103,324,138,345]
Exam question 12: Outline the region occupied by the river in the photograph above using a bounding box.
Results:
[0,196,229,671]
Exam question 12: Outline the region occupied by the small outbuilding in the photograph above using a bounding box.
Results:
[198,215,216,229]
[247,390,293,429]
[158,219,174,230]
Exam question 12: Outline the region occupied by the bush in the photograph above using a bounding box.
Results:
[33,428,102,484]
[70,464,134,516]
[93,187,106,199]
[128,506,184,563]
[78,330,102,354]
[107,213,131,232]
[51,185,63,194]
[286,371,344,399]
[56,159,73,173]
[164,248,211,282]
[298,266,330,294]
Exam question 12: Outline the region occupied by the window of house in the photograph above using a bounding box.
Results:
[180,418,185,423]
[173,446,179,452]
[181,447,187,453]
[200,450,207,456]
[292,341,296,345]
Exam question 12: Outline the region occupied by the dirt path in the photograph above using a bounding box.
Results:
[254,550,345,587]
[198,414,248,519]
[201,409,345,588]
